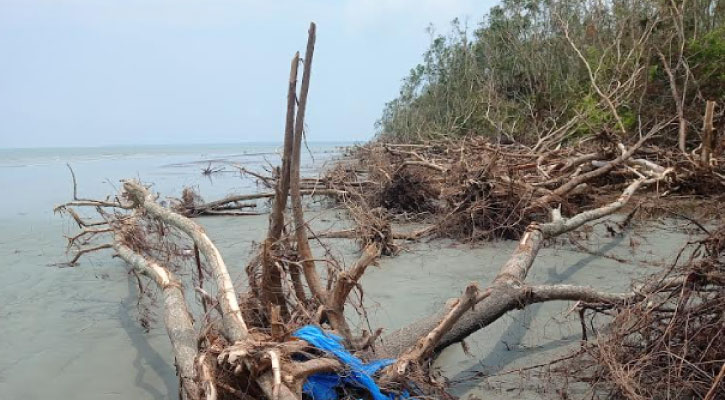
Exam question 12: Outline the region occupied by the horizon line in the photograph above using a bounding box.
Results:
[0,139,365,151]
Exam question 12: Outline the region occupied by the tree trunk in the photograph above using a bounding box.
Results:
[291,23,327,303]
[701,100,716,165]
[374,177,660,359]
[113,242,200,400]
[261,52,300,318]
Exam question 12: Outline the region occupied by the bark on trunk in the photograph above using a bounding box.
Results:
[113,242,200,400]
[375,177,660,359]
[261,52,301,318]
[123,181,249,343]
[290,23,327,303]
[701,100,716,165]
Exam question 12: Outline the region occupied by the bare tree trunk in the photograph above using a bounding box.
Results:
[261,52,300,318]
[325,243,381,344]
[268,51,300,240]
[122,182,301,400]
[113,242,200,400]
[180,189,346,217]
[375,176,663,359]
[701,100,716,165]
[659,51,688,153]
[291,23,327,303]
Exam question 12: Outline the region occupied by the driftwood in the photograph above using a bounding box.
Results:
[113,241,199,399]
[175,188,346,217]
[55,22,724,400]
[56,128,682,398]
[373,175,669,362]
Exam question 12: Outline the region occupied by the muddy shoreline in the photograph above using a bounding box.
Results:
[0,146,702,399]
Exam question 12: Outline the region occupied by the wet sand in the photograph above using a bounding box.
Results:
[352,220,692,398]
[0,146,696,399]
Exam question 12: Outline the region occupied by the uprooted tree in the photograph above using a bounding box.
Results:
[56,22,723,399]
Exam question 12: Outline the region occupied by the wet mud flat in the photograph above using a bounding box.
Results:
[0,145,701,399]
[354,219,694,399]
[0,208,689,399]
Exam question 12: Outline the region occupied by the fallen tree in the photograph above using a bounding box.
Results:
[316,116,724,244]
[567,224,725,399]
[55,22,723,400]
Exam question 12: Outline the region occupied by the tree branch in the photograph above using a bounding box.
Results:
[376,169,669,360]
[326,243,381,344]
[122,180,249,343]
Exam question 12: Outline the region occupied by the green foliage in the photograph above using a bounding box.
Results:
[377,0,725,145]
[648,65,660,81]
[573,94,612,137]
[687,27,725,99]
[620,107,638,132]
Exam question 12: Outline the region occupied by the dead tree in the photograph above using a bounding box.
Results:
[56,22,708,400]
[374,174,668,363]
[701,100,717,165]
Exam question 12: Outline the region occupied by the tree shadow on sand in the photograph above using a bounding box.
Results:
[448,233,628,394]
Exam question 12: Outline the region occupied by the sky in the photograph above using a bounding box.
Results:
[0,0,496,148]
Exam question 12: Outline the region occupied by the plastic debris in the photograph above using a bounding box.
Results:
[292,325,404,400]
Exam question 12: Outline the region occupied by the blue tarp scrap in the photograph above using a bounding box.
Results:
[292,325,408,400]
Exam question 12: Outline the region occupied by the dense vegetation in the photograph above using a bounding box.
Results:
[378,0,724,148]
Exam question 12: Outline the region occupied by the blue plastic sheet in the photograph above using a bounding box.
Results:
[292,325,405,400]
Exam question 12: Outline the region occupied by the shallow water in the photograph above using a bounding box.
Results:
[0,144,341,399]
[0,145,697,399]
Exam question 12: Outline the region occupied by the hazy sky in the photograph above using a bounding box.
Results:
[0,0,496,148]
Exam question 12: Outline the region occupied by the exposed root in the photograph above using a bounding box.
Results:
[567,224,725,399]
[53,22,724,400]
[324,129,724,245]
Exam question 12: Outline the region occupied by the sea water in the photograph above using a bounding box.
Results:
[0,143,343,399]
